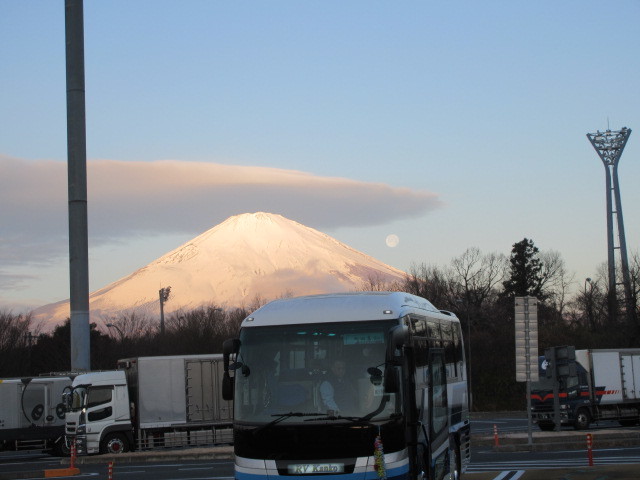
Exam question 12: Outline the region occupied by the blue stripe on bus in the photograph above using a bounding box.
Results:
[235,463,409,480]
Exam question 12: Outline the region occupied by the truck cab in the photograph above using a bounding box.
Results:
[65,371,133,454]
[530,355,591,430]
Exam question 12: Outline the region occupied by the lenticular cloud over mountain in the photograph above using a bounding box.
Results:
[33,213,407,329]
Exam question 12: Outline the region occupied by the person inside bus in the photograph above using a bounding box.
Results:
[320,359,357,416]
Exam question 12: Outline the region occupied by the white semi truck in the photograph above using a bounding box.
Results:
[531,347,640,430]
[0,375,74,455]
[65,354,233,455]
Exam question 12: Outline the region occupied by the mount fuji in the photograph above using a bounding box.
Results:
[32,212,407,330]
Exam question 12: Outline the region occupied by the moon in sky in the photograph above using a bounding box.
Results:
[385,234,400,248]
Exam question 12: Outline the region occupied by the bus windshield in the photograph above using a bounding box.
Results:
[234,320,400,424]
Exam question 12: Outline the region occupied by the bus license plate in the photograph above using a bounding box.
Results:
[287,463,345,474]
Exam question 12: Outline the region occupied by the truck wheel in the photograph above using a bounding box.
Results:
[52,438,71,457]
[100,433,129,454]
[574,409,591,430]
[538,422,555,431]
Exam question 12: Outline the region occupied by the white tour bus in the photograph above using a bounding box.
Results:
[222,292,470,480]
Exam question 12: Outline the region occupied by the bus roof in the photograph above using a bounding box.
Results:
[241,292,454,327]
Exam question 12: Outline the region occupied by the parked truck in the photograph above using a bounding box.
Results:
[64,354,233,455]
[0,375,74,455]
[531,347,640,430]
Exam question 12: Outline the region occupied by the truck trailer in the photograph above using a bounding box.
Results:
[64,354,233,455]
[531,347,640,430]
[0,375,74,455]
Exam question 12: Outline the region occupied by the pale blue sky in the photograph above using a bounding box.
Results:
[2,1,639,310]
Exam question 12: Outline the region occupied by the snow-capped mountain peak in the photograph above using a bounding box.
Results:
[33,212,407,329]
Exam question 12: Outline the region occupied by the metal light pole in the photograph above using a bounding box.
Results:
[587,127,635,326]
[466,306,472,412]
[65,0,90,371]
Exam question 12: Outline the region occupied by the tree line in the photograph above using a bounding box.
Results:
[0,306,247,379]
[1,238,638,411]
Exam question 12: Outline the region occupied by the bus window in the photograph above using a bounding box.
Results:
[427,320,442,348]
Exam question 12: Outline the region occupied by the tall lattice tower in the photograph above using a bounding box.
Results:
[586,127,635,325]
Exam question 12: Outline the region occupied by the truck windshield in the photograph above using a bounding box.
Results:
[234,320,400,424]
[531,364,579,392]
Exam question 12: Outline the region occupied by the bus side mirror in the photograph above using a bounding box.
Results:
[223,338,240,369]
[222,372,234,401]
[384,367,400,393]
[223,338,240,355]
[386,325,408,365]
[222,338,240,401]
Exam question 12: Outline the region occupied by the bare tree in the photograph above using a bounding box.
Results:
[538,250,574,316]
[102,311,155,340]
[0,311,35,376]
[451,248,507,310]
[359,273,405,292]
[402,262,458,310]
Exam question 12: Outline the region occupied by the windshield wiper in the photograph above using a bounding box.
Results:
[253,412,322,436]
[304,414,372,424]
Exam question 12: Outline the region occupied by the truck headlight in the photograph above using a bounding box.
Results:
[76,411,86,435]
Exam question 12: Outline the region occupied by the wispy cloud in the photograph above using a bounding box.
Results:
[0,155,442,267]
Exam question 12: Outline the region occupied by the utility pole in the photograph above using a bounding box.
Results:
[586,127,635,326]
[65,0,90,371]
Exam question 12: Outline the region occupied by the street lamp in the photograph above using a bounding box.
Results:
[587,127,634,326]
[455,298,472,410]
[584,278,594,330]
[465,305,472,411]
[106,323,125,341]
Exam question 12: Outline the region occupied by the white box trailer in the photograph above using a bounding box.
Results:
[65,354,233,455]
[125,355,231,428]
[0,375,74,455]
[576,349,640,404]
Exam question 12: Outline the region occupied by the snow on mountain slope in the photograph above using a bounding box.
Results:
[32,212,407,329]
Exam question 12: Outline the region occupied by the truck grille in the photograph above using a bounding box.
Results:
[533,404,554,413]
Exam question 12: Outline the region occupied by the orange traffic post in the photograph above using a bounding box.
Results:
[493,424,499,447]
[70,440,76,469]
[108,461,114,480]
[586,433,594,466]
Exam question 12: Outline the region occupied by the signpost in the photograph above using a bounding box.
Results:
[545,345,576,431]
[515,296,538,445]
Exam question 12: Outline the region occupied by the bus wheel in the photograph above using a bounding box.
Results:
[574,409,591,430]
[100,433,129,454]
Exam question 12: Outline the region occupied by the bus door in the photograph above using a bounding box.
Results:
[428,349,449,480]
